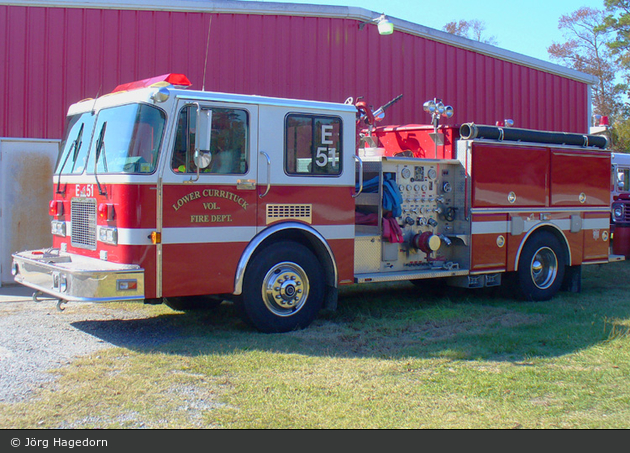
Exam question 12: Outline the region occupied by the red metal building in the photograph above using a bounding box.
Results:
[1,0,596,140]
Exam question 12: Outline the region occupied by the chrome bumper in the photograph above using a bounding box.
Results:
[11,249,144,302]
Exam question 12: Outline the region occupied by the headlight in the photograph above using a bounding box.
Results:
[51,220,66,237]
[98,226,118,245]
[613,204,624,221]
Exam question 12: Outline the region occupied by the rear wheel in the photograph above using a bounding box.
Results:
[515,231,566,301]
[237,241,324,333]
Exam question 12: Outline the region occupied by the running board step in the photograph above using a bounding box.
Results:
[354,269,469,284]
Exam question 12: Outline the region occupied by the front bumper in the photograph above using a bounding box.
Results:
[11,248,144,302]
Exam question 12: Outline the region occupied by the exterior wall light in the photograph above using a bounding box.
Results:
[376,14,394,35]
[359,13,394,35]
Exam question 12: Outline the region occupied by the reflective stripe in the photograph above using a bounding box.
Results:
[471,217,609,235]
[470,221,509,235]
[109,224,355,245]
[583,218,611,229]
[161,226,257,244]
[257,224,355,241]
[117,228,155,245]
[63,222,155,246]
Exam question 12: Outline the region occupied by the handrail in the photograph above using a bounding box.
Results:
[353,154,363,198]
[259,151,271,198]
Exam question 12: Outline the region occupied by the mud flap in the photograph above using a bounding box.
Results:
[561,265,582,293]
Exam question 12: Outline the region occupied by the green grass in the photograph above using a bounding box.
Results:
[2,261,630,428]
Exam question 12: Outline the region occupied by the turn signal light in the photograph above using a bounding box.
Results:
[49,200,63,217]
[117,279,138,291]
[98,203,115,221]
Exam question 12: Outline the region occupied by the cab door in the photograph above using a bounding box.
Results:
[159,100,259,298]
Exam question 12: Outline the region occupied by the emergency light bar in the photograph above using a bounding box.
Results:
[112,73,192,93]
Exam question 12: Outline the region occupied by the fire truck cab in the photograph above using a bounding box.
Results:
[11,74,622,332]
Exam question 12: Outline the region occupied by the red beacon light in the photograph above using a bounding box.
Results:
[495,119,514,127]
[111,73,192,93]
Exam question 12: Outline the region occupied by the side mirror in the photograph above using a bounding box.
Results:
[194,106,213,169]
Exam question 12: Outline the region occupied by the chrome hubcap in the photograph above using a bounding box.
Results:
[530,247,558,290]
[262,261,309,317]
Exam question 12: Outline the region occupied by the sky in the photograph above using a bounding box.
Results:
[246,0,608,63]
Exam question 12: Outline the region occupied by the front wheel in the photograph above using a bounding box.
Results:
[515,231,566,301]
[237,241,324,333]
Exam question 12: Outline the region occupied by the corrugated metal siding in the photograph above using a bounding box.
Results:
[1,4,590,139]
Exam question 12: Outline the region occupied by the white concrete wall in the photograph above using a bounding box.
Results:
[0,138,60,286]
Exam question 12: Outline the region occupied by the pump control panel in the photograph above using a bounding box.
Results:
[381,157,467,272]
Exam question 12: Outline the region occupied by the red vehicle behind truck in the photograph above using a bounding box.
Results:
[611,153,630,257]
[10,74,623,332]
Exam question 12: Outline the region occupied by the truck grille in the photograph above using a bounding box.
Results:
[71,198,97,250]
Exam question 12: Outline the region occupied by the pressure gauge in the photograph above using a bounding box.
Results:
[401,167,411,179]
[427,168,437,180]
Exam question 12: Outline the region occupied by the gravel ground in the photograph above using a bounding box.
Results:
[0,284,176,404]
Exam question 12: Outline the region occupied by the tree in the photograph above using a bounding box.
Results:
[599,1,630,151]
[602,0,630,72]
[610,114,630,151]
[442,19,498,45]
[548,7,626,124]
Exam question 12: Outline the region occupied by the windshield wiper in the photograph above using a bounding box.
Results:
[93,121,107,196]
[55,123,84,195]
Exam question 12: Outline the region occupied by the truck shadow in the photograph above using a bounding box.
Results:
[70,262,630,363]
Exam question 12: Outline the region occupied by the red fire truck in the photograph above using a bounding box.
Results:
[11,74,622,332]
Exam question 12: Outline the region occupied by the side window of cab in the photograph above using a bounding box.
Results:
[285,114,342,176]
[171,105,249,174]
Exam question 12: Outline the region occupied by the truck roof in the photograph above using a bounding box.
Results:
[68,85,359,116]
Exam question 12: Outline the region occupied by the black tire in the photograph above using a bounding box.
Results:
[515,231,566,301]
[164,295,224,311]
[237,241,324,333]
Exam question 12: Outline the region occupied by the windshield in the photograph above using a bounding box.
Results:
[56,112,95,175]
[87,103,166,174]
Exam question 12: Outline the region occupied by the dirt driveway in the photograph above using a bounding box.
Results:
[0,285,172,403]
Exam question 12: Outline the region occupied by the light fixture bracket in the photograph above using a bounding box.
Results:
[358,13,394,35]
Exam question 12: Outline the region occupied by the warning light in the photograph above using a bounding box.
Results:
[49,200,63,217]
[151,232,162,244]
[112,74,192,93]
[98,203,115,221]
